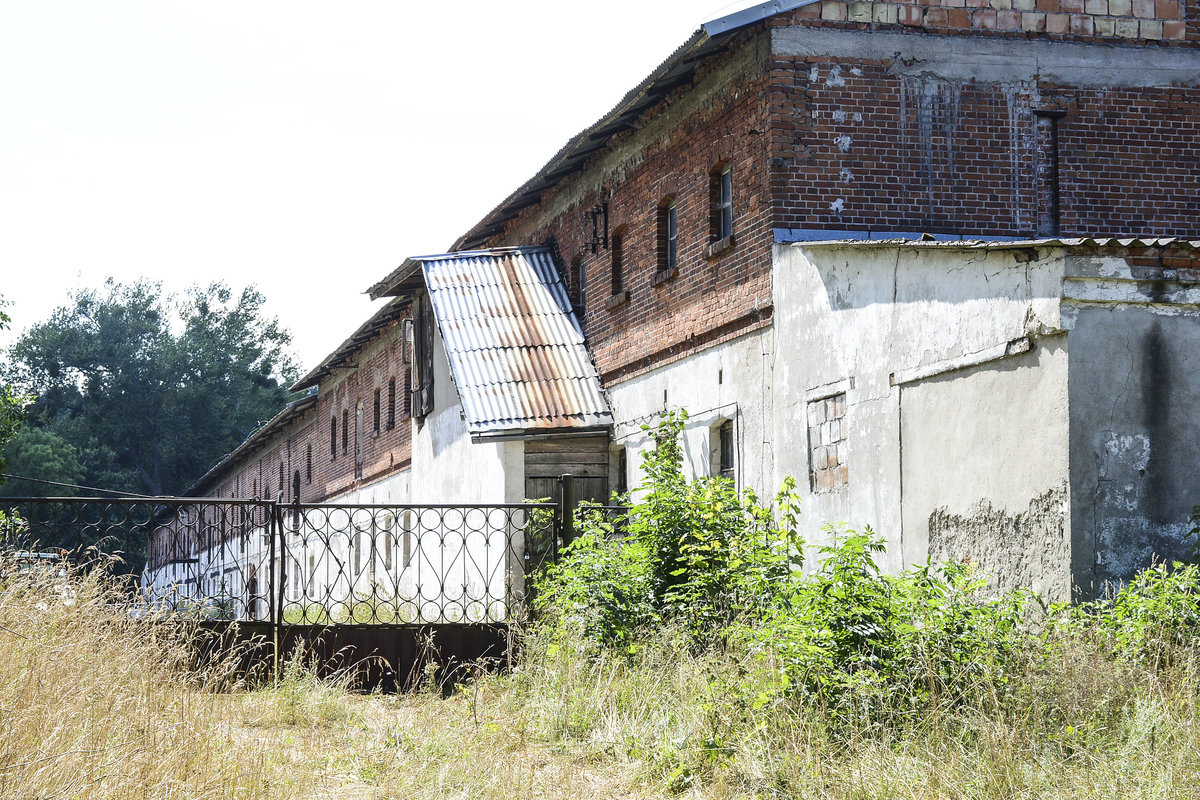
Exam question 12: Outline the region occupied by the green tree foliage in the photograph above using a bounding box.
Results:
[0,296,31,486]
[1,427,84,497]
[2,280,297,497]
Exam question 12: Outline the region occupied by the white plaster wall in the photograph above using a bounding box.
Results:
[771,242,1067,571]
[607,328,775,500]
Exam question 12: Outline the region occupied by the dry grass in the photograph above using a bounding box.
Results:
[5,559,1200,799]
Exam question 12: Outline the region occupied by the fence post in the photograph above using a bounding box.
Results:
[559,473,576,551]
[268,500,281,684]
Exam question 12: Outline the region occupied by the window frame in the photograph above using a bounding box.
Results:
[655,198,678,283]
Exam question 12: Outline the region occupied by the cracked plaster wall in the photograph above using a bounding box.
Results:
[771,242,1066,576]
[1065,266,1200,596]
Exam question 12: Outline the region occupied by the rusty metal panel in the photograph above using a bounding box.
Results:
[413,247,613,436]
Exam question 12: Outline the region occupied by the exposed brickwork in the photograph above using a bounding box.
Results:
[1097,241,1200,279]
[773,0,1194,43]
[474,32,777,384]
[769,50,1200,238]
[205,318,414,502]
[809,392,849,491]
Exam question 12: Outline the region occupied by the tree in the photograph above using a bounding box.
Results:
[0,427,84,497]
[3,280,297,497]
[0,296,31,487]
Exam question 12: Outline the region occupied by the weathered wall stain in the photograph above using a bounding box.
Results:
[928,485,1070,599]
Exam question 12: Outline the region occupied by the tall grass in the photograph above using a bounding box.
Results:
[0,553,278,799]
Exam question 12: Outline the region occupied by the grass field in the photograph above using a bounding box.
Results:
[5,554,1200,799]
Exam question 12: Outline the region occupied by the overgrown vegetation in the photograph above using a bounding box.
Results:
[7,412,1200,798]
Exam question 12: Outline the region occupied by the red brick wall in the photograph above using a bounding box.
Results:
[768,33,1200,237]
[205,317,414,503]
[478,32,776,383]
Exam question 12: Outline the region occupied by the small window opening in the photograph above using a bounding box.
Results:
[711,164,733,242]
[657,199,678,274]
[306,444,312,483]
[387,378,397,428]
[330,416,337,460]
[373,388,381,434]
[342,408,349,454]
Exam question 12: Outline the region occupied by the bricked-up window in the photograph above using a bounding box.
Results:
[610,228,624,296]
[711,164,733,242]
[342,408,349,454]
[330,416,337,460]
[808,393,848,491]
[387,378,396,429]
[657,199,677,275]
[373,388,381,434]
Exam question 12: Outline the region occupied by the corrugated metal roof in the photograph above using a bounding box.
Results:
[414,247,612,438]
[791,235,1200,250]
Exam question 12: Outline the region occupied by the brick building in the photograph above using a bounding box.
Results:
[189,0,1200,599]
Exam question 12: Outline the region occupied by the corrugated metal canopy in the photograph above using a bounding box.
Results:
[413,247,612,438]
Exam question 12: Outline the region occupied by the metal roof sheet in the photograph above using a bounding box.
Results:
[415,247,612,437]
[790,236,1200,250]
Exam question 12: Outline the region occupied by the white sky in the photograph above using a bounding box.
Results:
[0,0,761,373]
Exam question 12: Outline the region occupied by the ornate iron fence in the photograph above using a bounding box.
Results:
[275,503,557,625]
[0,497,560,627]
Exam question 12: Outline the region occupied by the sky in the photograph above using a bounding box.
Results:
[0,0,763,373]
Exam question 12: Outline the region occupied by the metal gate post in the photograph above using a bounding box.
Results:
[268,500,281,683]
[559,473,576,552]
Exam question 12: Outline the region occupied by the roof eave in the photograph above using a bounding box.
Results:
[450,0,818,252]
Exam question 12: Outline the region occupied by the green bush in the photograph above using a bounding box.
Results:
[534,411,1200,736]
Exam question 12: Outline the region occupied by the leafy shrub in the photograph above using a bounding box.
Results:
[535,411,1028,727]
[536,411,804,649]
[1070,561,1200,669]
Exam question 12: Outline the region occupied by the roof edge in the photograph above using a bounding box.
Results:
[366,245,554,300]
[185,388,318,497]
[449,1,815,253]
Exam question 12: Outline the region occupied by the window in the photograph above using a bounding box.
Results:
[383,513,394,571]
[711,164,733,243]
[342,408,349,454]
[657,199,677,277]
[387,378,397,429]
[719,420,735,480]
[610,227,625,296]
[373,388,381,434]
[412,293,435,420]
[808,392,848,491]
[710,419,736,482]
[330,416,337,460]
[614,446,628,497]
[306,444,312,483]
[278,462,284,498]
